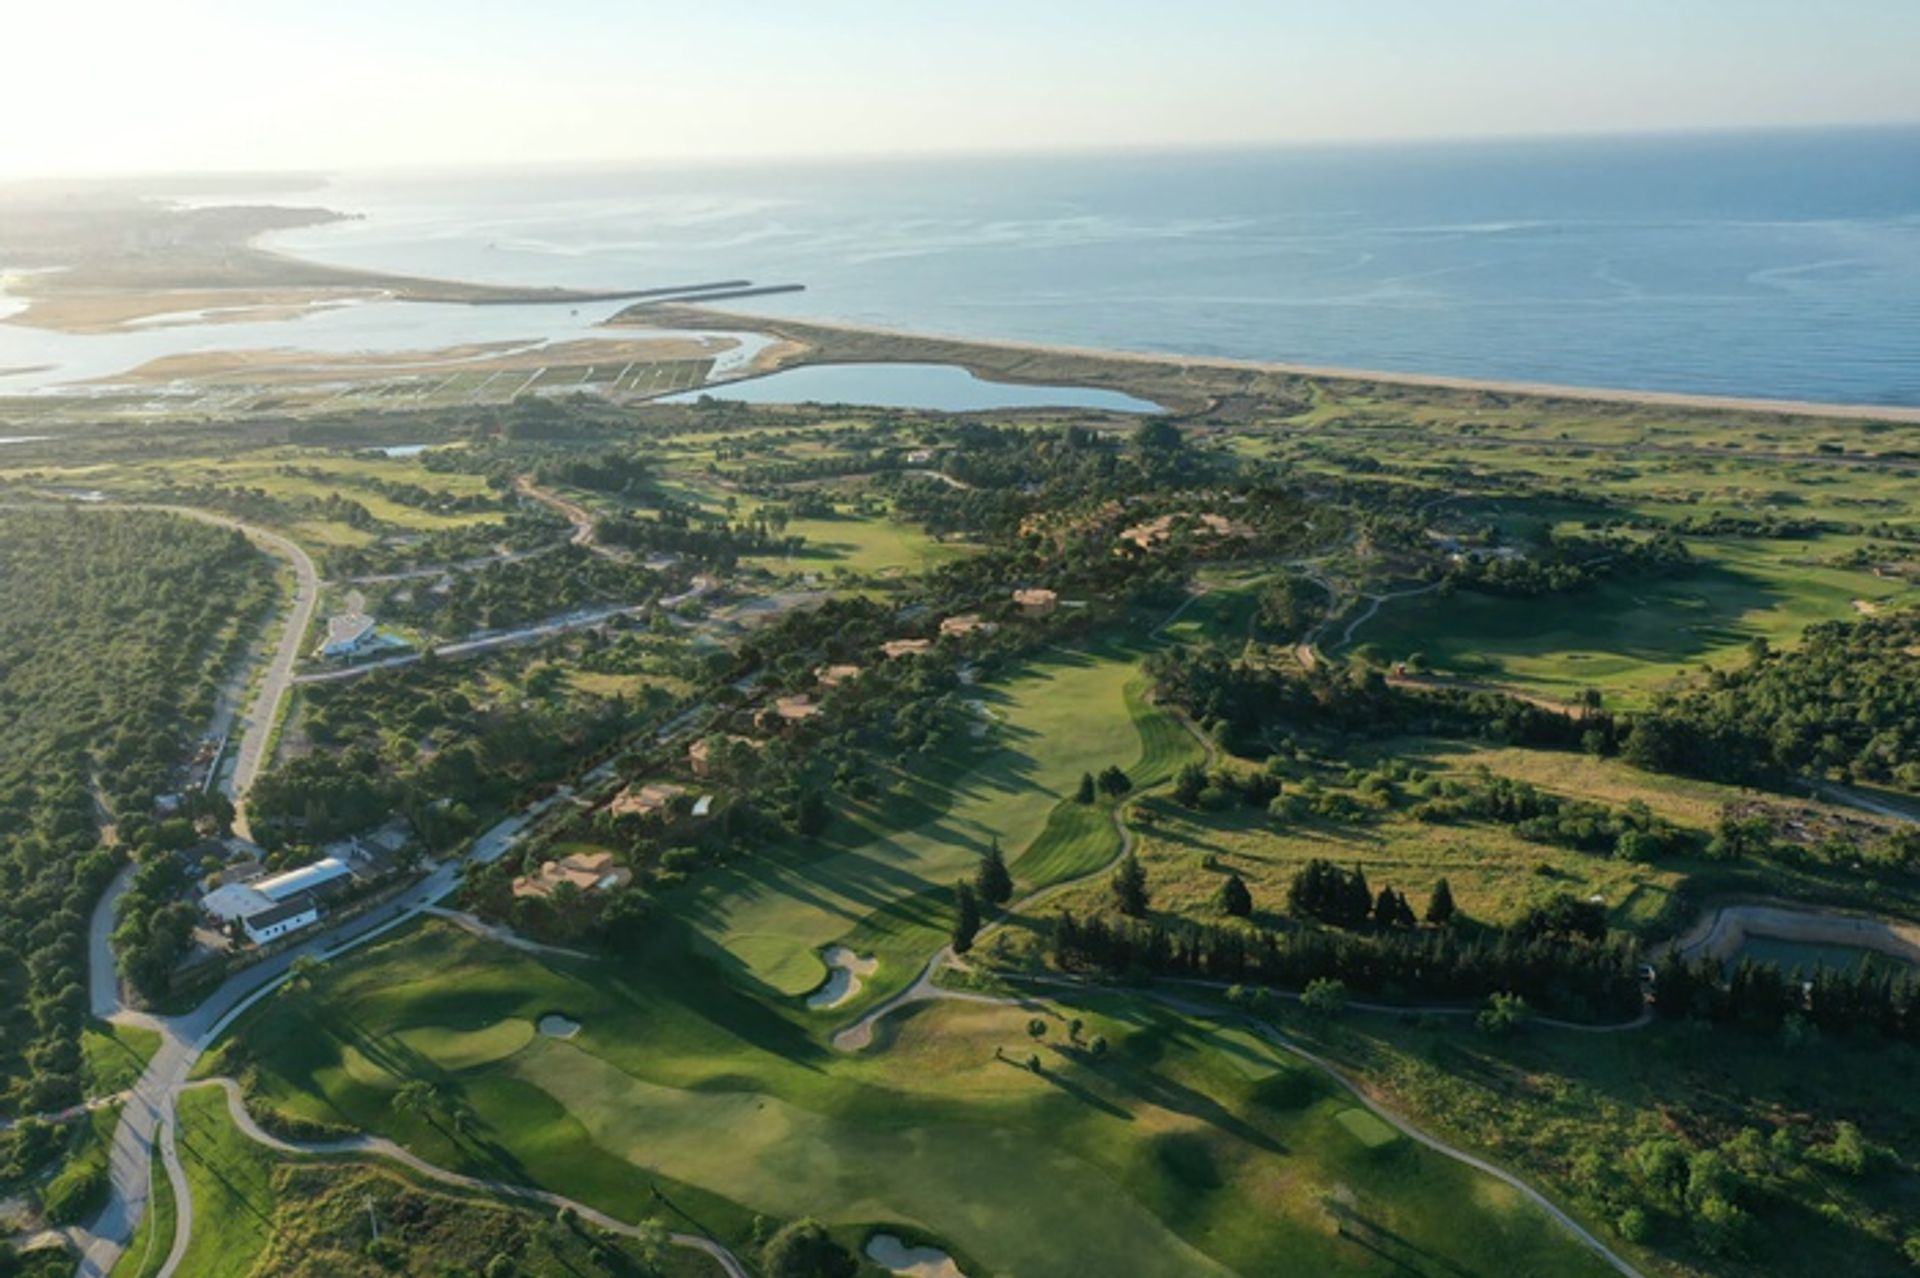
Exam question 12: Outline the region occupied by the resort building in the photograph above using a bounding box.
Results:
[816,663,863,690]
[512,850,632,900]
[756,694,822,731]
[608,782,687,819]
[1012,587,1059,617]
[939,614,996,638]
[242,897,319,945]
[200,854,353,946]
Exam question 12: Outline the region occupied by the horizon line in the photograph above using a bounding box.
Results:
[5,116,1918,188]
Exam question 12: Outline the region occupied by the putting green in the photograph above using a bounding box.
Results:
[514,1037,1235,1277]
[394,1019,535,1071]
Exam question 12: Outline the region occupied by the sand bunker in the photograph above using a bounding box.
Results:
[806,946,879,1010]
[865,1234,966,1278]
[537,1013,582,1039]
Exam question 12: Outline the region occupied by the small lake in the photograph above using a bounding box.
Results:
[660,362,1163,414]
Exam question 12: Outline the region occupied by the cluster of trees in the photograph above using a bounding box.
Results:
[596,509,800,567]
[1621,612,1920,792]
[1050,910,1644,1021]
[1412,773,1692,860]
[322,509,567,580]
[1253,573,1329,642]
[1145,645,1585,758]
[1442,531,1691,597]
[1653,950,1920,1044]
[530,448,654,494]
[1285,860,1455,930]
[254,649,650,850]
[0,509,271,1114]
[280,465,507,516]
[373,546,665,638]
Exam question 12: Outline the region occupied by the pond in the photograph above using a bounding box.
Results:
[660,361,1163,414]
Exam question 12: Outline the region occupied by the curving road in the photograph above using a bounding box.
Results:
[188,1078,749,1277]
[73,789,574,1278]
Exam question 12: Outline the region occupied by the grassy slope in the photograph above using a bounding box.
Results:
[83,1019,162,1098]
[1359,542,1887,705]
[1287,1008,1920,1278]
[169,1083,721,1278]
[222,922,1616,1278]
[677,635,1154,1002]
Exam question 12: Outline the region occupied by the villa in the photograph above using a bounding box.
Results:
[318,611,377,658]
[608,781,686,819]
[512,850,632,900]
[1012,587,1059,617]
[881,638,933,659]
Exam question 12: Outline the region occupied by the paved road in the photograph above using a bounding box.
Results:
[73,792,571,1278]
[188,1078,749,1278]
[293,602,652,686]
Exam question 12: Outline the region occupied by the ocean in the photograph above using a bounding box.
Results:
[263,126,1920,408]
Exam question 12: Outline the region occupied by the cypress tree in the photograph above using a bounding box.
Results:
[951,881,981,954]
[975,837,1013,905]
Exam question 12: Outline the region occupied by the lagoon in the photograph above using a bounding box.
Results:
[661,362,1161,414]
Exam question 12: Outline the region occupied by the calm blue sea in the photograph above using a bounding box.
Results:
[268,127,1920,406]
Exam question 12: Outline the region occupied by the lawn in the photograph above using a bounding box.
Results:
[741,510,977,578]
[169,1081,723,1277]
[675,634,1159,1004]
[1355,542,1907,707]
[83,1018,162,1097]
[215,921,1619,1278]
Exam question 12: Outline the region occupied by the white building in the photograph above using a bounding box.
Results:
[254,856,353,901]
[242,897,320,945]
[319,612,377,658]
[201,855,352,945]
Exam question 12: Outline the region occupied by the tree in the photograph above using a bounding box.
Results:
[1301,977,1347,1017]
[1216,873,1253,918]
[1476,992,1531,1037]
[975,838,1012,906]
[1075,772,1096,804]
[1027,1017,1047,1040]
[1134,418,1184,453]
[1424,877,1456,926]
[762,1218,857,1278]
[1111,854,1149,917]
[394,1080,443,1129]
[1096,765,1132,796]
[951,881,981,954]
[287,953,320,992]
[1173,762,1207,808]
[1087,1034,1109,1059]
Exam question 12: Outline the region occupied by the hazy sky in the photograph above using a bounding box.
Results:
[9,0,1920,178]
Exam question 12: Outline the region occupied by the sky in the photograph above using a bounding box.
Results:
[7,0,1920,179]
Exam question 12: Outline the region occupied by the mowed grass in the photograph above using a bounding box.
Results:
[741,511,977,578]
[1358,540,1892,705]
[219,922,1618,1278]
[676,637,1155,1002]
[83,1017,162,1097]
[174,1086,279,1278]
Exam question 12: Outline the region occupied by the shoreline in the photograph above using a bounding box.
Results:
[10,186,1919,424]
[618,302,1920,425]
